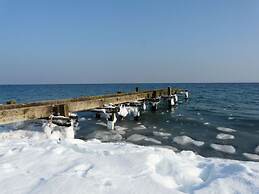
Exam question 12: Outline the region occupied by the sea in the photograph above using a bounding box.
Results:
[0,83,259,161]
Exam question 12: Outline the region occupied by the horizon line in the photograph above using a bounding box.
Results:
[0,82,258,86]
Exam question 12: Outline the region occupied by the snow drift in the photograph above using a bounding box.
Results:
[0,127,259,194]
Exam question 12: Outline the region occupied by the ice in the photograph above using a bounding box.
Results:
[96,122,107,127]
[173,136,204,147]
[153,131,171,138]
[216,127,236,133]
[114,126,128,135]
[88,131,122,142]
[216,133,235,140]
[79,117,86,121]
[118,105,128,117]
[0,129,259,194]
[255,145,259,154]
[127,134,162,144]
[243,153,259,161]
[210,143,236,154]
[133,125,147,130]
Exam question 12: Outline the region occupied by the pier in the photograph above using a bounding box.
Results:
[0,87,183,125]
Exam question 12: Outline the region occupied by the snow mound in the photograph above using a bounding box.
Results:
[243,153,259,161]
[173,136,204,147]
[43,123,75,139]
[217,127,236,133]
[216,133,235,140]
[0,132,259,194]
[127,134,161,144]
[210,143,236,154]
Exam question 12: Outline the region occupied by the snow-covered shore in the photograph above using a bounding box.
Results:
[0,130,259,194]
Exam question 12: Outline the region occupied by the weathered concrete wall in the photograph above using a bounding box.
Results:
[0,88,181,124]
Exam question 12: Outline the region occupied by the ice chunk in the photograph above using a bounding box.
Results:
[118,105,128,117]
[216,133,235,140]
[210,143,236,154]
[127,134,161,144]
[88,131,122,142]
[243,153,259,161]
[133,125,146,130]
[216,127,236,133]
[79,117,86,121]
[173,136,204,147]
[153,131,171,137]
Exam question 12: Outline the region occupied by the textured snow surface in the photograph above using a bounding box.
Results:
[0,130,259,194]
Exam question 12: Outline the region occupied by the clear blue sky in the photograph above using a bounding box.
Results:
[0,0,259,84]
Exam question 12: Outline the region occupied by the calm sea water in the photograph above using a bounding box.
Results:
[0,83,259,161]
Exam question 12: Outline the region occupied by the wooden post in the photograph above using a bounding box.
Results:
[168,87,172,96]
[96,112,101,119]
[152,91,157,98]
[52,104,69,117]
[135,87,139,92]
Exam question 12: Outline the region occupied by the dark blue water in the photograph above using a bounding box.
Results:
[1,83,259,161]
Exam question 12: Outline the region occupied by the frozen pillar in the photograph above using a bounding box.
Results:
[107,112,117,130]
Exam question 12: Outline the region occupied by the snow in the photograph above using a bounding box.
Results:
[0,127,259,194]
[216,133,235,140]
[216,127,236,133]
[43,122,75,139]
[210,144,236,154]
[173,136,205,147]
